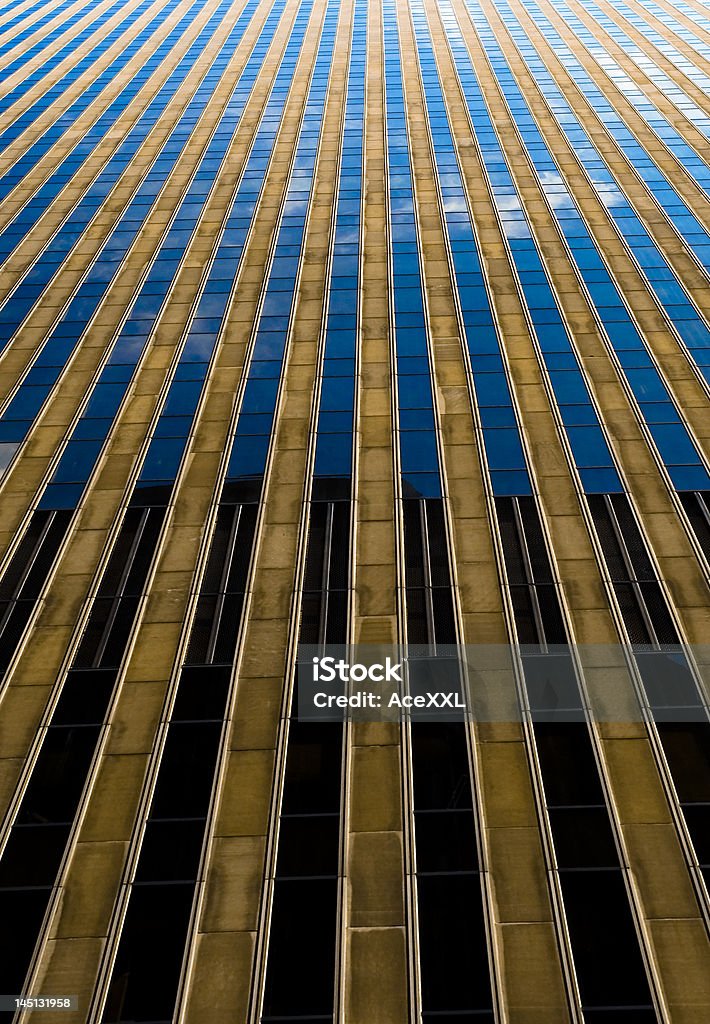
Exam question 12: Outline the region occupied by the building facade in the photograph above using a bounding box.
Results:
[0,0,708,1019]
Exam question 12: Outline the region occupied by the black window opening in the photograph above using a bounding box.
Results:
[185,500,257,665]
[411,720,492,1018]
[678,490,710,562]
[0,490,173,999]
[0,507,73,678]
[261,722,343,1022]
[589,492,710,881]
[403,497,456,649]
[497,495,656,1014]
[0,889,54,1016]
[102,497,258,1022]
[587,493,678,648]
[74,498,169,669]
[534,721,655,1014]
[100,718,222,1024]
[100,883,195,1024]
[298,497,350,646]
[403,495,493,1016]
[417,873,492,1018]
[261,496,351,1022]
[495,495,566,650]
[0,667,117,997]
[655,719,710,886]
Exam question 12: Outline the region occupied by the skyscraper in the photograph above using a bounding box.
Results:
[0,0,708,1018]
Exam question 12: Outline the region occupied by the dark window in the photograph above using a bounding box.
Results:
[150,722,221,819]
[533,723,606,806]
[560,871,652,1009]
[415,810,477,872]
[261,879,338,1018]
[678,491,710,561]
[496,496,567,648]
[74,505,167,669]
[411,723,473,811]
[656,723,710,803]
[171,664,232,721]
[417,874,492,1013]
[0,509,72,677]
[588,494,679,646]
[521,652,581,712]
[549,807,618,869]
[18,725,100,824]
[101,884,195,1022]
[0,889,51,995]
[0,823,71,888]
[299,500,350,644]
[280,723,343,816]
[134,819,205,883]
[0,510,72,603]
[51,668,117,725]
[275,815,340,877]
[403,499,455,646]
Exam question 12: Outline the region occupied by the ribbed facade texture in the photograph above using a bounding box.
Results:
[0,0,708,1019]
